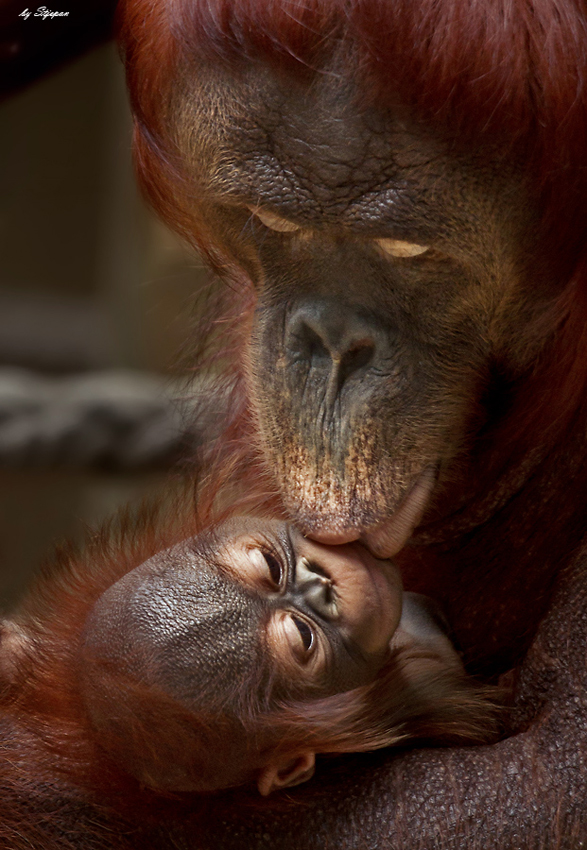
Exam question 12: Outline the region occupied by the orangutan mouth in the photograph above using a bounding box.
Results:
[359,466,438,559]
[307,465,438,558]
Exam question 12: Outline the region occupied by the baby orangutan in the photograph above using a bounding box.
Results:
[79,516,500,797]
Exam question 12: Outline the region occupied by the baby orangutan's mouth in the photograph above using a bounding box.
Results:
[308,466,437,559]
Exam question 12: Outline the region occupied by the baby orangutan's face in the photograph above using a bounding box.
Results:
[212,517,403,694]
[80,516,405,795]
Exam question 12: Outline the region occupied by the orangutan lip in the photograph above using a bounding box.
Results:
[359,465,438,559]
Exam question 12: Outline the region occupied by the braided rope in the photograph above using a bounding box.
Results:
[0,368,210,470]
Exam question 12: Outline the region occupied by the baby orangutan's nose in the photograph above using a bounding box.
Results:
[296,558,339,620]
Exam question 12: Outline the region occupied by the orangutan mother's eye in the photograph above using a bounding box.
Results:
[248,206,302,233]
[262,550,283,586]
[292,616,315,653]
[376,238,430,258]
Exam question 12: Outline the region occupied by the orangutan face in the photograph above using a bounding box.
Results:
[178,61,556,552]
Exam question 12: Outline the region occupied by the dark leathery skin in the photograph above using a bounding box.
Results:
[163,552,587,849]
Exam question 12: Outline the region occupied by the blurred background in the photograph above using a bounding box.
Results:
[0,3,216,609]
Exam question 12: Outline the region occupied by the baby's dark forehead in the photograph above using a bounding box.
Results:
[83,539,271,697]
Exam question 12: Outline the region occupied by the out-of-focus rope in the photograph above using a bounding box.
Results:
[0,368,213,470]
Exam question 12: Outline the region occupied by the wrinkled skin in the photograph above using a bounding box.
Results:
[179,560,587,849]
[181,68,556,541]
[156,63,587,846]
[178,65,567,669]
[7,59,584,850]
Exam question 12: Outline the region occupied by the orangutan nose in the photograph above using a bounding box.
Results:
[295,557,339,620]
[285,301,383,403]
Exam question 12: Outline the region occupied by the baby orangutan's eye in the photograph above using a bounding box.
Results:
[243,546,284,589]
[269,612,321,672]
[291,616,315,654]
[261,550,283,587]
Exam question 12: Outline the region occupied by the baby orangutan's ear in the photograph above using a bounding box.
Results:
[257,751,316,796]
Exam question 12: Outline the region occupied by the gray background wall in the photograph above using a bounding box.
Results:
[0,43,212,610]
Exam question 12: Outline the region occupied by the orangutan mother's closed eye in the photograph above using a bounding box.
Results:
[248,206,302,233]
[375,238,430,258]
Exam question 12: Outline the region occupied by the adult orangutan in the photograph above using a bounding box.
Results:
[115,0,587,846]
